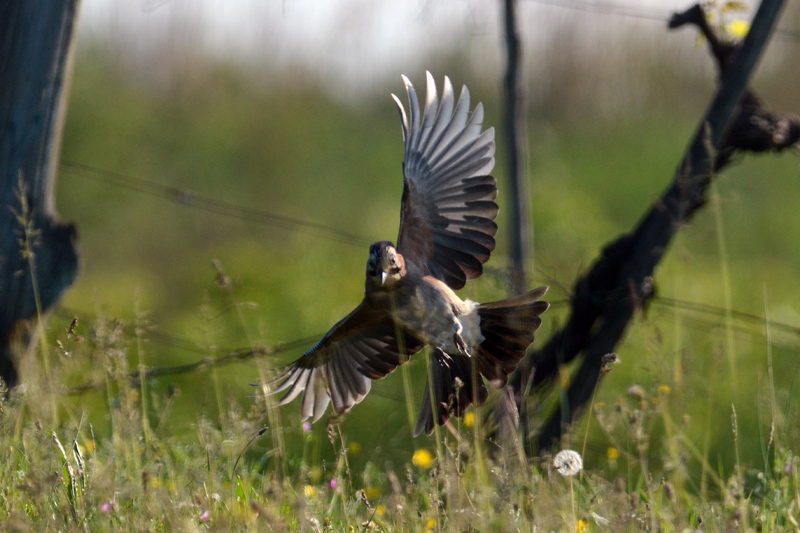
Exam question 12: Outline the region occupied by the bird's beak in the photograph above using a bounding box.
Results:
[380,272,388,286]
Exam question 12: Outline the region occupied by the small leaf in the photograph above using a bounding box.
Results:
[721,1,749,14]
[235,476,247,502]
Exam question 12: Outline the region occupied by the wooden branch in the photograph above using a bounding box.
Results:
[492,0,792,451]
[503,0,530,295]
[0,1,81,386]
[669,5,800,161]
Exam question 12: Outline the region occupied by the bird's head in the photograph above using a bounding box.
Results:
[366,241,406,289]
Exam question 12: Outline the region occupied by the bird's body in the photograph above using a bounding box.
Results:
[371,261,483,355]
[270,73,549,435]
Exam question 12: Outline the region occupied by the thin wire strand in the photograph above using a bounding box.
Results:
[55,308,413,403]
[652,297,800,337]
[56,293,800,399]
[60,161,371,248]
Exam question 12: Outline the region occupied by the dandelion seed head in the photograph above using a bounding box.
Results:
[553,449,583,477]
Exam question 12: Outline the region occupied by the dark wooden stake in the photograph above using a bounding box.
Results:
[503,0,530,296]
[0,0,81,386]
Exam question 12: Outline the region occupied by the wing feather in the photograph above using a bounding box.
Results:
[429,83,472,163]
[393,72,498,290]
[270,301,423,421]
[312,377,331,422]
[422,75,455,158]
[415,71,439,153]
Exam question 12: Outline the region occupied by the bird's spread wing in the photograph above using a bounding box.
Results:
[392,72,498,290]
[269,301,424,422]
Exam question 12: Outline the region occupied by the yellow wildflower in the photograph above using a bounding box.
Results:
[658,384,671,396]
[577,518,589,532]
[607,447,620,461]
[464,411,475,428]
[375,504,386,517]
[365,486,381,500]
[412,448,435,470]
[304,485,318,499]
[348,441,362,455]
[726,19,750,39]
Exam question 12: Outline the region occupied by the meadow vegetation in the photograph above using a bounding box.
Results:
[2,29,799,529]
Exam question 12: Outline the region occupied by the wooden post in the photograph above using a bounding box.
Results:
[0,0,81,386]
[502,0,530,296]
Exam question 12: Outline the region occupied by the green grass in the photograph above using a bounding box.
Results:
[12,41,797,530]
[2,311,800,531]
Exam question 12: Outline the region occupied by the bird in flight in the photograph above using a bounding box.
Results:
[270,72,548,436]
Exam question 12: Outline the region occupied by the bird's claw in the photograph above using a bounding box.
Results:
[453,333,470,357]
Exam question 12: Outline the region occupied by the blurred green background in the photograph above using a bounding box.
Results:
[47,0,800,477]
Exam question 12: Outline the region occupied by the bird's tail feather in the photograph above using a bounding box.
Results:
[414,349,487,437]
[474,286,549,387]
[413,286,549,436]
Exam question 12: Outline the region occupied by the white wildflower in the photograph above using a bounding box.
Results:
[553,449,583,477]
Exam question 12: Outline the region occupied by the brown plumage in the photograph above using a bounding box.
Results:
[270,72,549,435]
